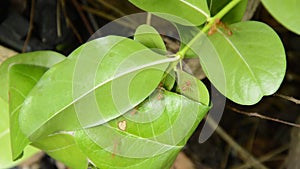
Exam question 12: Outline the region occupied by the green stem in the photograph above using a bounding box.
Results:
[177,0,242,58]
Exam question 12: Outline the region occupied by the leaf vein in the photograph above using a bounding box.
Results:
[45,144,76,152]
[11,70,39,83]
[218,29,263,92]
[180,0,209,18]
[28,56,179,137]
[0,129,9,139]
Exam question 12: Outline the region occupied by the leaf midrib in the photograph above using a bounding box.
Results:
[28,56,179,138]
[218,29,263,93]
[0,129,9,139]
[180,0,210,18]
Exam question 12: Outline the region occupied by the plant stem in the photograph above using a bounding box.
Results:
[177,0,242,58]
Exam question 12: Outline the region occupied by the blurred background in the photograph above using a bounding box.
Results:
[0,0,300,168]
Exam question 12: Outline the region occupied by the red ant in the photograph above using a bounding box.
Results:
[181,80,192,92]
[208,18,232,36]
[154,88,164,100]
[129,108,138,116]
[157,92,164,100]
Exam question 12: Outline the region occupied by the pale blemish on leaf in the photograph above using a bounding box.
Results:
[118,120,127,131]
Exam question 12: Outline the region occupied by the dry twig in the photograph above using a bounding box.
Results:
[84,0,138,26]
[81,5,116,21]
[275,94,300,104]
[206,116,269,169]
[228,106,300,128]
[233,145,289,169]
[22,0,35,52]
[56,1,62,37]
[60,0,83,43]
[81,5,136,29]
[82,0,99,31]
[95,0,127,17]
[71,0,94,35]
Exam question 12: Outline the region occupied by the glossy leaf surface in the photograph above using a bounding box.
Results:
[19,36,177,141]
[75,89,210,169]
[129,0,210,26]
[9,64,48,159]
[176,0,247,58]
[261,0,300,34]
[32,133,88,169]
[134,24,167,54]
[205,21,286,105]
[0,51,65,102]
[0,97,39,168]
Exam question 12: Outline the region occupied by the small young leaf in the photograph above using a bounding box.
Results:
[8,64,48,160]
[32,133,88,169]
[19,36,178,141]
[203,21,286,105]
[134,24,167,54]
[176,69,209,106]
[0,51,65,102]
[129,0,210,26]
[0,97,39,168]
[261,0,300,34]
[75,90,210,169]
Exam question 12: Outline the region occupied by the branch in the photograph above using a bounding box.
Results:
[60,0,83,43]
[71,0,94,35]
[233,145,288,169]
[205,116,269,169]
[228,106,300,128]
[275,94,300,104]
[95,0,126,17]
[22,0,35,52]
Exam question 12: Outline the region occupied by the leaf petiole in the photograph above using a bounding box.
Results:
[177,0,242,58]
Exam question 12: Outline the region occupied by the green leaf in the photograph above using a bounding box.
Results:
[0,51,64,161]
[204,21,286,105]
[19,36,178,141]
[175,24,201,58]
[176,69,209,105]
[129,0,210,26]
[75,90,210,169]
[32,133,88,169]
[9,64,48,160]
[261,0,300,34]
[134,24,167,54]
[0,51,65,102]
[207,0,248,24]
[0,97,39,168]
[176,0,248,58]
[161,70,176,90]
